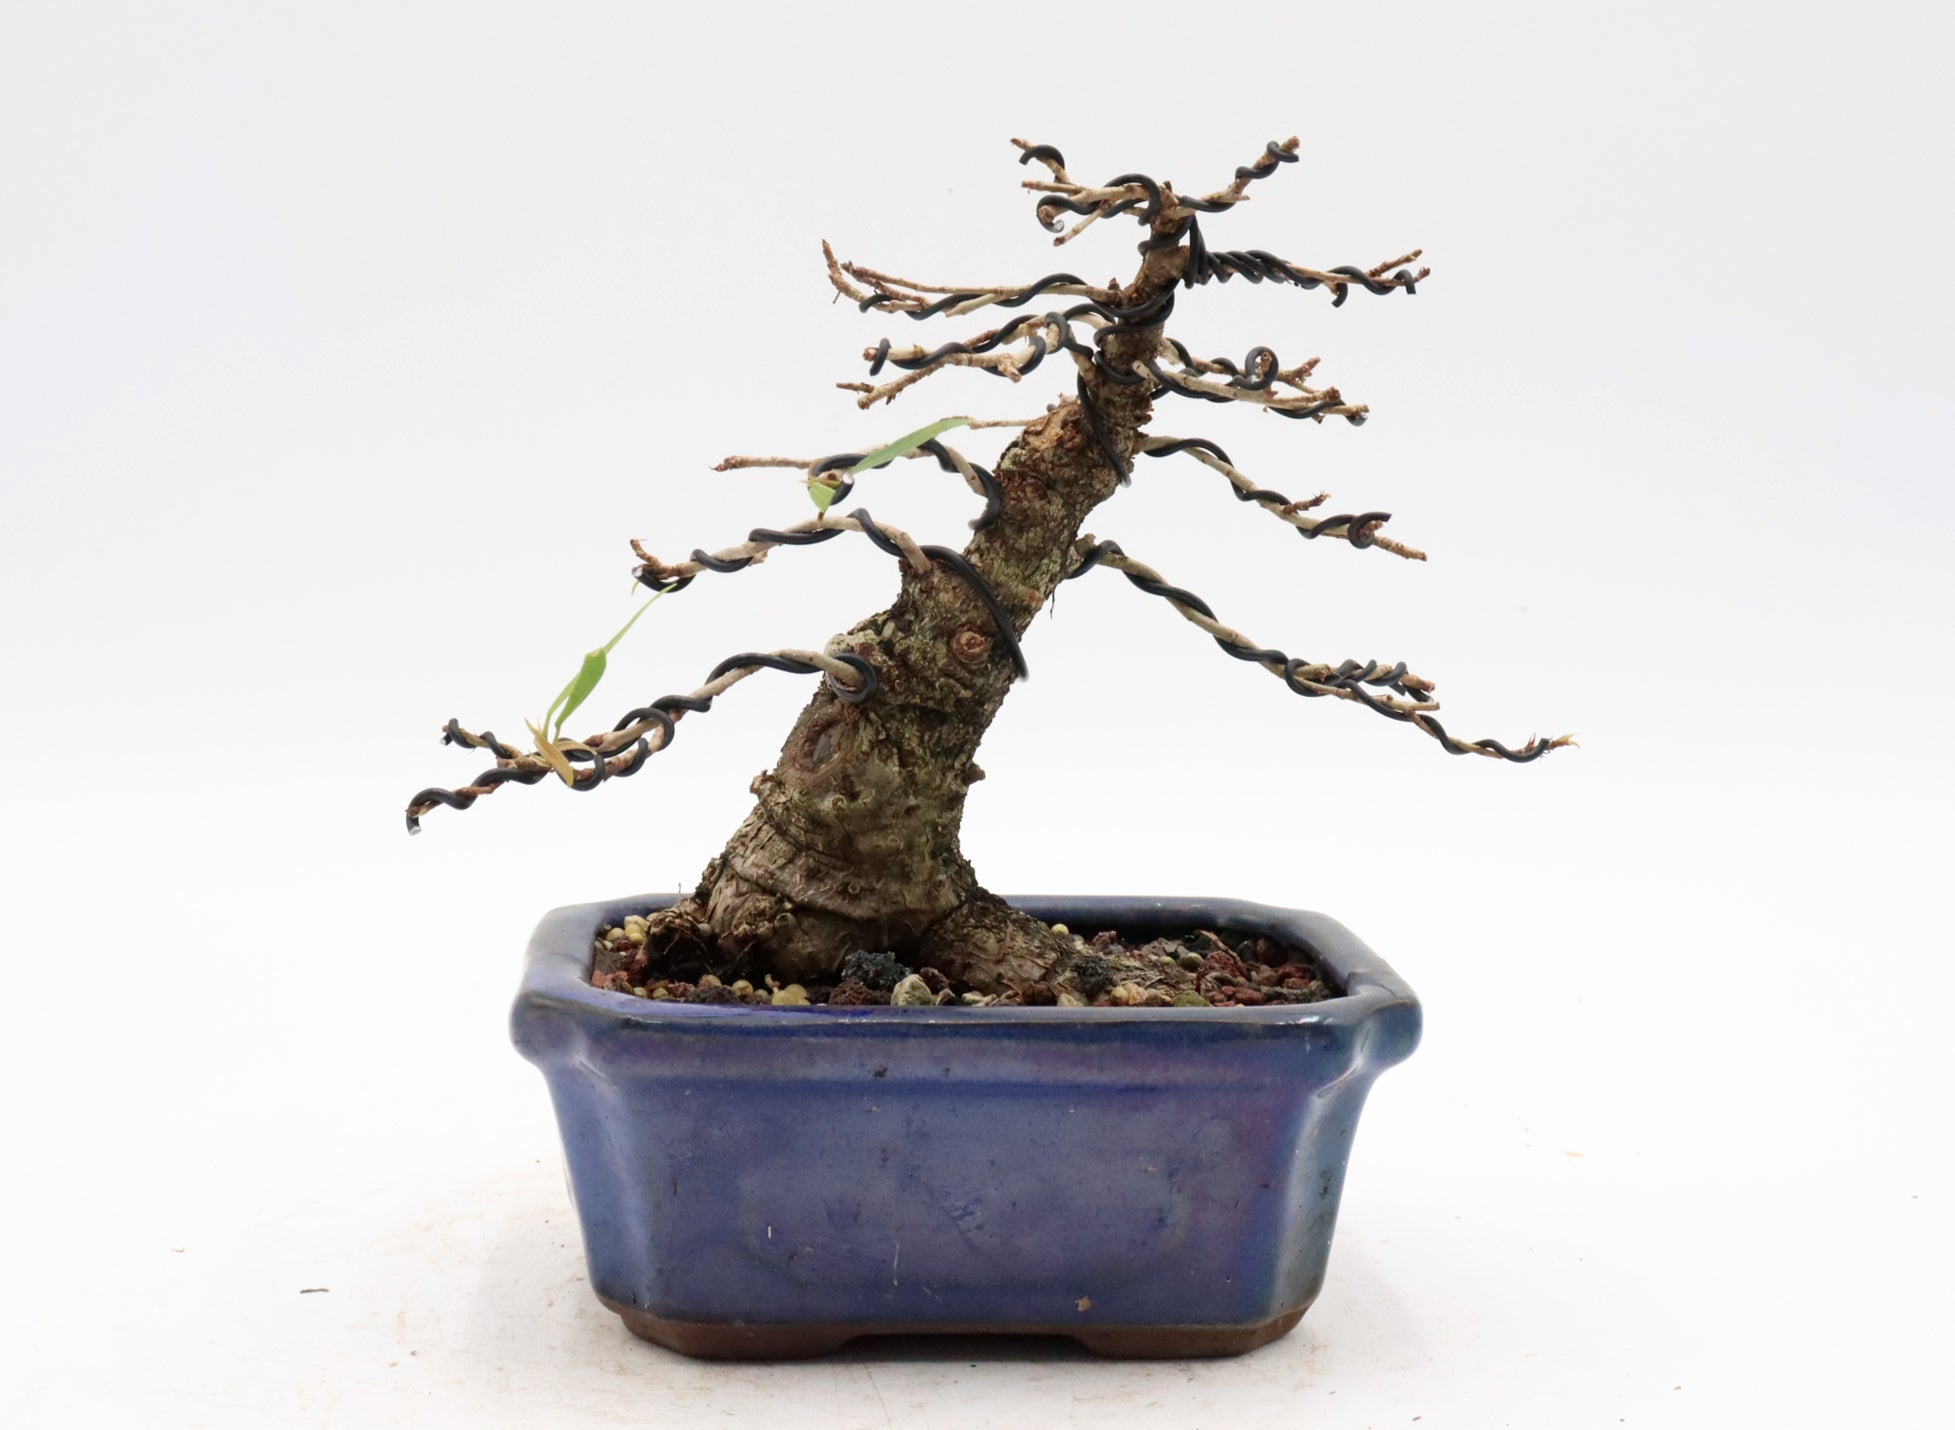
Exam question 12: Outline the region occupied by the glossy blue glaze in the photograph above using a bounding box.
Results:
[513,894,1419,1347]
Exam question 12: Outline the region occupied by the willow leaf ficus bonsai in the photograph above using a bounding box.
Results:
[407,137,1571,993]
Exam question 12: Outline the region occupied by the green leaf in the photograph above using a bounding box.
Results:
[544,592,662,740]
[804,417,973,511]
[598,592,661,657]
[849,416,971,475]
[547,649,608,741]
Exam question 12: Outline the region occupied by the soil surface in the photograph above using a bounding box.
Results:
[590,915,1340,1009]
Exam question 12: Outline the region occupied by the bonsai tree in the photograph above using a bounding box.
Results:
[407,136,1569,998]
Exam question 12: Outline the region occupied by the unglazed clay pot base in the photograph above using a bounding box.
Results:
[600,1298,1308,1359]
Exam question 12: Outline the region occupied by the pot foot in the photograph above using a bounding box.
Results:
[610,1305,857,1358]
[601,1298,1306,1360]
[1070,1308,1304,1358]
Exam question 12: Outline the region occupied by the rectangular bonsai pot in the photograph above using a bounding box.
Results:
[512,894,1420,1359]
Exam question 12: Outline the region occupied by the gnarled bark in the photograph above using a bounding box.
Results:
[691,242,1189,992]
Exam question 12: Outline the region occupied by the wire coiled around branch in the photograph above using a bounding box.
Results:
[1140,356,1368,425]
[635,510,1029,681]
[1156,343,1281,391]
[855,270,1092,320]
[1178,140,1300,212]
[403,651,878,832]
[1138,436,1395,550]
[850,508,1029,680]
[1012,139,1418,305]
[1064,539,1424,700]
[1065,538,1570,763]
[1076,374,1131,485]
[867,311,1050,376]
[1181,225,1422,304]
[766,440,1008,532]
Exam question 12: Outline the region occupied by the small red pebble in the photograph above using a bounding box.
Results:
[827,978,884,1007]
[1201,950,1248,982]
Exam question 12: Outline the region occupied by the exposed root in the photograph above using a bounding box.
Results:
[917,891,1075,994]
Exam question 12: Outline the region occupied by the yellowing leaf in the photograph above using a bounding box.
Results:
[527,719,582,787]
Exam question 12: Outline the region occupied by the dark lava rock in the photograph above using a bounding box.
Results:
[839,949,910,993]
[1068,954,1118,999]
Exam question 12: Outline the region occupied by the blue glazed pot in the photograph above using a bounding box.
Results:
[513,894,1420,1358]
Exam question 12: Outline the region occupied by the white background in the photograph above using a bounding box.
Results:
[3,2,1950,1425]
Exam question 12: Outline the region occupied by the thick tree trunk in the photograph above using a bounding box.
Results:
[688,240,1188,991]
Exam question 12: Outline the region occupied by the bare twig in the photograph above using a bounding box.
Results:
[826,249,1105,321]
[1071,539,1574,763]
[840,325,1059,406]
[1141,359,1370,423]
[1189,135,1302,210]
[1010,137,1073,183]
[634,510,935,584]
[403,646,876,831]
[1140,436,1427,561]
[1162,341,1321,394]
[1074,539,1437,712]
[715,440,994,502]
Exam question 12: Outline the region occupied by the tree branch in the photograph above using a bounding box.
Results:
[1187,136,1302,210]
[1179,241,1428,301]
[1068,538,1574,763]
[821,240,1109,319]
[632,509,934,587]
[403,647,877,831]
[838,324,1059,406]
[1159,340,1320,393]
[1019,134,1302,228]
[1006,138,1425,305]
[1139,435,1427,561]
[714,437,1010,529]
[1140,357,1370,423]
[632,506,1030,679]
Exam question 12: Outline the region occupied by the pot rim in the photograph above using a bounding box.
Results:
[517,892,1420,1040]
